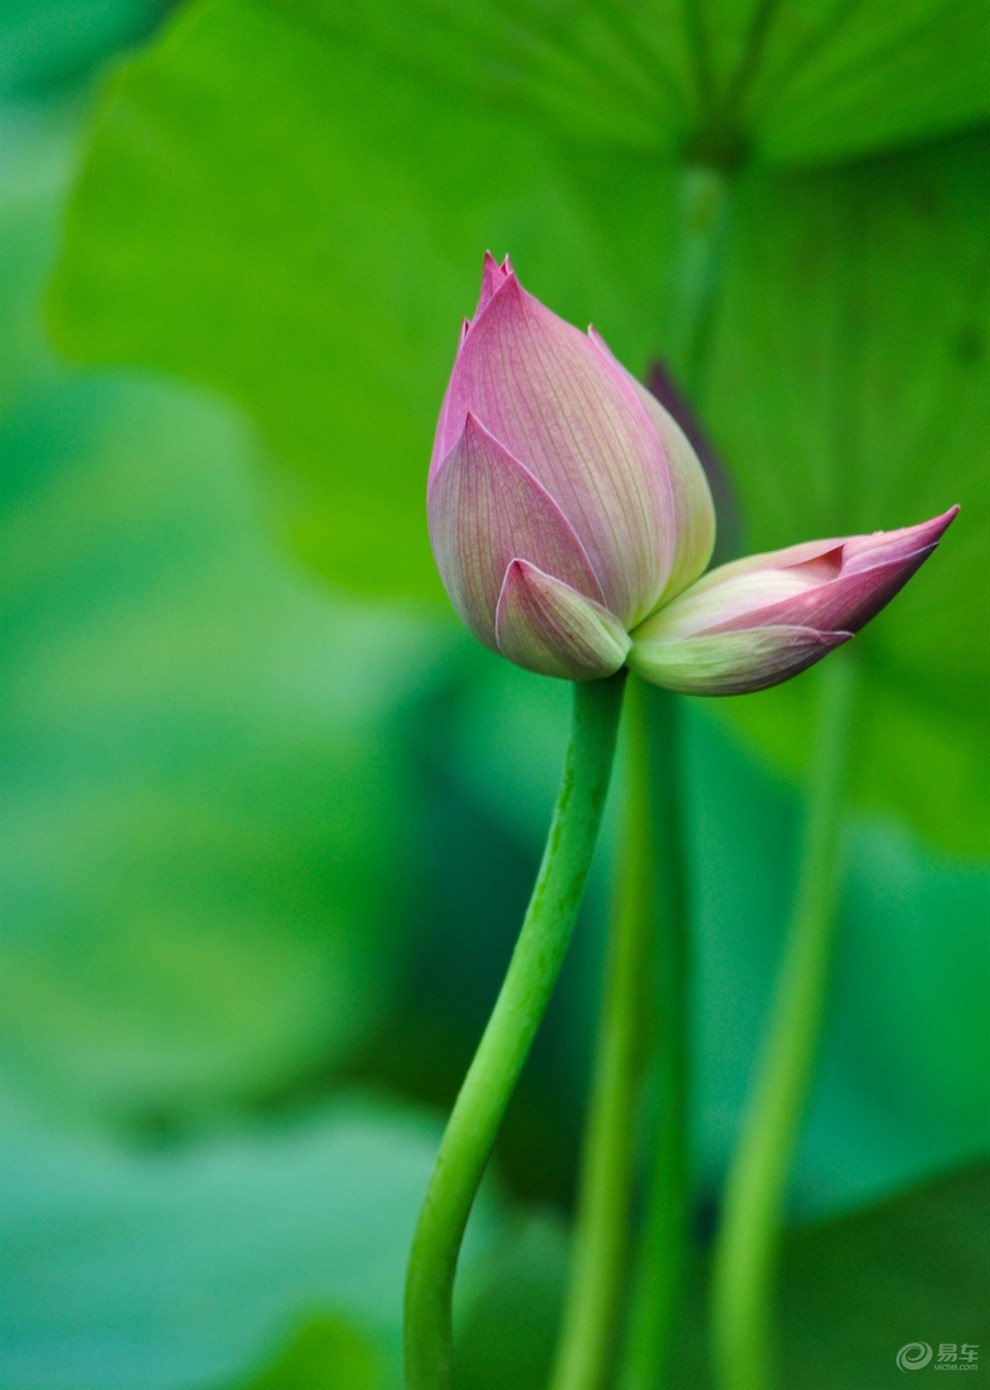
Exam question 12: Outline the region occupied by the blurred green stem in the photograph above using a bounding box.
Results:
[403,673,626,1390]
[606,164,730,1390]
[711,652,857,1390]
[549,678,687,1390]
[618,684,690,1390]
[667,165,732,400]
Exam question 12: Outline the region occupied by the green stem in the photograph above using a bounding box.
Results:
[710,652,857,1390]
[603,165,729,1390]
[666,165,732,396]
[549,677,678,1390]
[619,684,690,1390]
[403,673,626,1390]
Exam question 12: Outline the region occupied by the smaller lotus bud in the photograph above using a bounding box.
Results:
[626,508,959,694]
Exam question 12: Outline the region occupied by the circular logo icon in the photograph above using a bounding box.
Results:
[897,1343,933,1372]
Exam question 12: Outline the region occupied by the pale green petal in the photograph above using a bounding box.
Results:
[495,560,630,681]
[628,625,850,695]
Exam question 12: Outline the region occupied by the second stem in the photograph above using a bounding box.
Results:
[549,678,687,1390]
[711,652,857,1390]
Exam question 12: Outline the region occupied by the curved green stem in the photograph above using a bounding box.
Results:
[549,677,676,1390]
[403,673,626,1390]
[711,652,857,1390]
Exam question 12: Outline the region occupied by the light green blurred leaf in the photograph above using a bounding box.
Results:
[220,1314,379,1390]
[0,1096,495,1390]
[685,704,990,1215]
[1,99,89,409]
[1,93,455,1123]
[0,0,160,97]
[0,371,447,1122]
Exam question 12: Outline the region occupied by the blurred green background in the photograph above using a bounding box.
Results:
[2,2,989,1387]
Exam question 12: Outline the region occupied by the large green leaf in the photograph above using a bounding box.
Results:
[49,0,682,599]
[692,0,990,163]
[48,0,990,597]
[48,1,990,848]
[279,1,990,163]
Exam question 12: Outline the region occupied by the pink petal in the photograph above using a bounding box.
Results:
[709,549,937,636]
[642,507,958,644]
[495,560,631,680]
[841,507,959,572]
[429,254,513,478]
[428,414,606,650]
[678,507,959,598]
[475,249,509,320]
[436,270,676,625]
[628,625,851,695]
[589,328,715,605]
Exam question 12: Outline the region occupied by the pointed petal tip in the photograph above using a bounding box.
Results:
[882,503,959,543]
[850,504,960,569]
[458,409,514,457]
[476,250,514,319]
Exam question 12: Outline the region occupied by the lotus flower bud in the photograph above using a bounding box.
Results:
[428,255,957,693]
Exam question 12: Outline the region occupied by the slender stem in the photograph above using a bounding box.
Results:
[607,165,730,1390]
[666,165,732,397]
[619,684,690,1390]
[403,673,626,1390]
[549,677,672,1390]
[710,652,857,1390]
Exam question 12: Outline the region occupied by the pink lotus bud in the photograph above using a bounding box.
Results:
[628,508,959,694]
[428,255,957,691]
[428,254,715,679]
